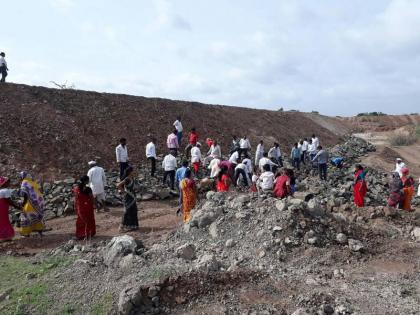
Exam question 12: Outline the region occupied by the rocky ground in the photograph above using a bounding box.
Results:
[0,136,419,315]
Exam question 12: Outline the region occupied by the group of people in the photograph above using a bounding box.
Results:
[1,115,419,243]
[387,158,418,212]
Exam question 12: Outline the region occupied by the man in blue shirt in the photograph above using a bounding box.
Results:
[312,146,329,180]
[175,160,189,215]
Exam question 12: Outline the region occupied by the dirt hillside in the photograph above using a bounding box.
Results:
[0,83,344,179]
[344,114,420,132]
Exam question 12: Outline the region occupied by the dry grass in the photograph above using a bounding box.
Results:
[388,128,417,146]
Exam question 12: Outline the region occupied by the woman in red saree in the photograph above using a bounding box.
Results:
[0,176,21,242]
[353,164,367,207]
[400,168,414,211]
[73,176,96,240]
[180,169,197,223]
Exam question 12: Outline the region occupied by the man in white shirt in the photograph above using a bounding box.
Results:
[242,155,253,179]
[208,158,221,178]
[308,139,317,164]
[234,160,249,187]
[395,158,406,177]
[204,140,221,166]
[116,138,129,180]
[146,137,157,177]
[190,143,202,173]
[301,138,309,164]
[0,52,8,83]
[87,161,108,211]
[239,136,251,159]
[255,140,264,167]
[312,134,320,149]
[259,152,278,172]
[268,142,283,169]
[162,150,177,190]
[229,150,239,166]
[173,116,183,145]
[257,164,275,196]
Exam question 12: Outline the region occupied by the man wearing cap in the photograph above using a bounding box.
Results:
[87,161,108,211]
[0,52,8,83]
[395,158,406,177]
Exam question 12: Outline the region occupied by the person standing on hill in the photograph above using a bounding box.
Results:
[239,136,251,159]
[0,52,8,83]
[394,158,406,177]
[255,140,264,167]
[268,142,283,169]
[230,135,240,154]
[190,142,202,174]
[87,161,108,212]
[291,143,301,170]
[146,137,157,177]
[312,145,329,180]
[173,116,183,145]
[311,134,319,149]
[308,139,317,165]
[167,130,179,156]
[73,175,96,240]
[175,160,189,215]
[185,128,198,157]
[162,150,177,190]
[259,152,277,172]
[117,166,139,232]
[300,139,308,164]
[116,138,129,180]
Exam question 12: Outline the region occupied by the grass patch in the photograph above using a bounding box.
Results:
[388,129,417,146]
[415,125,420,138]
[90,293,114,315]
[0,256,73,315]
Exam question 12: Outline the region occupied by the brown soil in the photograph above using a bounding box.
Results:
[0,200,181,255]
[0,83,342,180]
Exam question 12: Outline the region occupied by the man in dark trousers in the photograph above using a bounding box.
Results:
[116,138,129,180]
[0,52,8,83]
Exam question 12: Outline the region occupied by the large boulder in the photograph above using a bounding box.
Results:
[103,235,139,266]
[176,243,196,261]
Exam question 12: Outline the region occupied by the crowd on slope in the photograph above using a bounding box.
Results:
[0,116,419,242]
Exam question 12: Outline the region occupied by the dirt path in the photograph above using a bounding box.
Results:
[0,200,182,255]
[354,132,420,179]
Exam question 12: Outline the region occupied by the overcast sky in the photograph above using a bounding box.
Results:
[1,0,420,116]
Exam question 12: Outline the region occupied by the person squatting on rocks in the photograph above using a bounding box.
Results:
[0,176,21,242]
[204,140,221,166]
[18,172,45,237]
[173,116,183,145]
[216,166,231,192]
[259,152,277,173]
[257,164,275,196]
[180,168,197,223]
[162,150,177,190]
[273,169,292,199]
[145,137,157,177]
[167,130,179,157]
[87,161,108,212]
[312,146,329,180]
[190,142,202,174]
[73,175,96,240]
[175,160,189,215]
[0,52,9,82]
[255,140,264,168]
[116,138,129,180]
[117,166,139,232]
[353,164,367,207]
[291,143,301,170]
